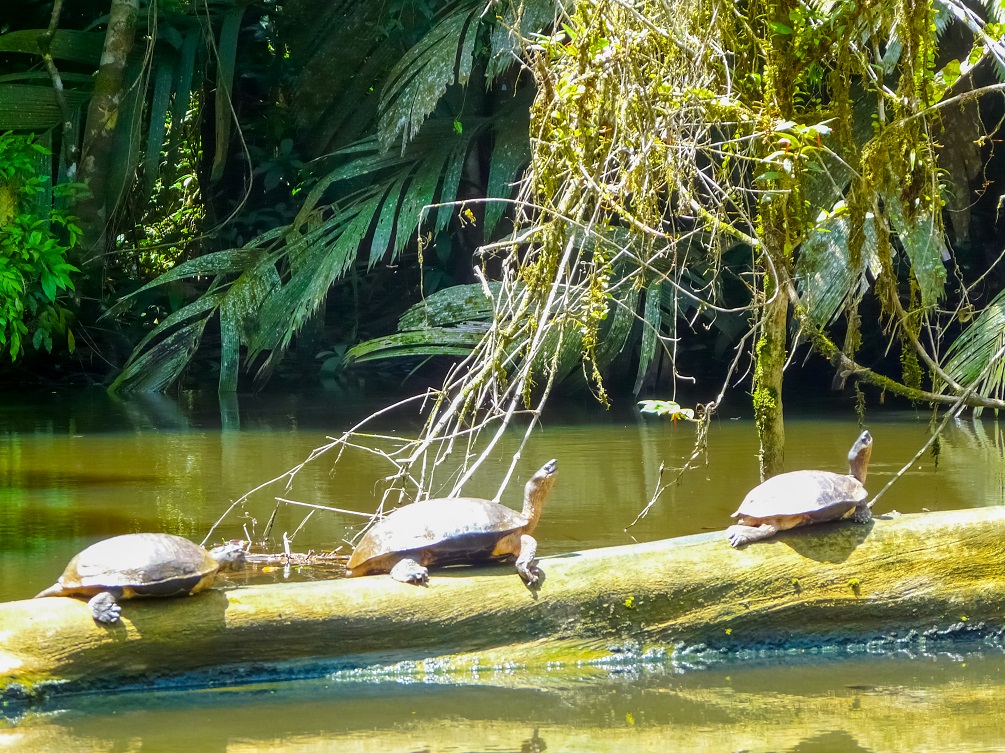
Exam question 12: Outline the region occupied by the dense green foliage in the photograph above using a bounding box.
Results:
[2,0,1005,454]
[0,132,81,360]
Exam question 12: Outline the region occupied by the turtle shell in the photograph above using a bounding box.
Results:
[346,497,528,575]
[732,470,866,519]
[54,533,221,597]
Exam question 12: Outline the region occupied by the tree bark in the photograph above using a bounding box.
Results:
[3,506,1005,707]
[76,0,140,260]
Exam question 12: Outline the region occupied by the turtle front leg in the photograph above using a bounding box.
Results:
[389,557,429,585]
[726,524,779,548]
[88,590,123,624]
[850,504,873,524]
[515,534,540,585]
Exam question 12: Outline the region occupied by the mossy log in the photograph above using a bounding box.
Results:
[3,507,1005,704]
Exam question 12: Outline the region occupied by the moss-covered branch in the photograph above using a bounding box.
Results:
[4,506,1005,706]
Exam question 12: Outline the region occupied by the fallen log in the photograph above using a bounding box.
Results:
[3,506,1005,705]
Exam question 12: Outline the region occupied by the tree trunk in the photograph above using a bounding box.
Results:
[76,0,140,260]
[753,273,788,479]
[3,507,1005,707]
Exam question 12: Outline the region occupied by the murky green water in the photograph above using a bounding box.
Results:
[2,390,1005,750]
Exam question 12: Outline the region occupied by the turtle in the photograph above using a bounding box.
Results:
[346,459,558,585]
[726,430,873,548]
[35,533,246,623]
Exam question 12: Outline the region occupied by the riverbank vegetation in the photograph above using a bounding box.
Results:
[3,1,1005,482]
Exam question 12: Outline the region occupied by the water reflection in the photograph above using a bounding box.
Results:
[6,651,1005,752]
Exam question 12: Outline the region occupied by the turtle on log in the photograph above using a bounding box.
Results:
[726,431,873,548]
[346,459,558,585]
[35,533,245,623]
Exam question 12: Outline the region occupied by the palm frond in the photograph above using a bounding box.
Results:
[940,288,1005,409]
[486,0,559,83]
[885,199,947,309]
[378,0,482,153]
[210,7,244,183]
[0,29,104,64]
[634,280,661,394]
[484,95,531,235]
[346,324,489,364]
[796,212,881,326]
[399,283,501,330]
[110,293,225,393]
[0,84,90,131]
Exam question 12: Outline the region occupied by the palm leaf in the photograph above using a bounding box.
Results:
[210,7,244,183]
[109,294,224,393]
[218,266,282,392]
[484,95,531,235]
[143,57,175,196]
[378,0,482,153]
[0,84,91,131]
[486,0,558,83]
[346,324,489,364]
[941,288,1005,410]
[398,283,500,330]
[0,30,104,64]
[635,280,661,394]
[885,199,947,309]
[796,211,881,326]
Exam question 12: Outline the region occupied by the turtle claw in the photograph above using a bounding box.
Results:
[517,562,541,586]
[726,524,777,548]
[88,591,122,624]
[390,558,429,585]
[850,505,873,524]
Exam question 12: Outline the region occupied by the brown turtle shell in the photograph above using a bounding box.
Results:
[732,470,867,520]
[346,497,528,576]
[45,533,221,598]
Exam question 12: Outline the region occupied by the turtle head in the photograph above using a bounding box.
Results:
[522,459,558,531]
[847,430,873,484]
[209,542,246,572]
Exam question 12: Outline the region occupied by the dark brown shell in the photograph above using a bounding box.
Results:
[54,533,219,592]
[346,497,527,573]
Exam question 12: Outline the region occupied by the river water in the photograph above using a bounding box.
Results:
[2,390,1005,750]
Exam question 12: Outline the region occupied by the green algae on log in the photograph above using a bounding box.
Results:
[3,507,1005,704]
